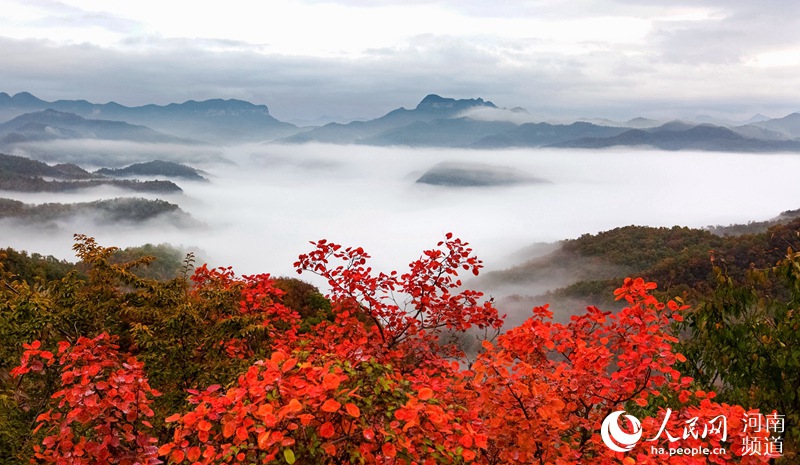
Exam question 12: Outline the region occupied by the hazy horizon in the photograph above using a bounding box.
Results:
[2,1,800,122]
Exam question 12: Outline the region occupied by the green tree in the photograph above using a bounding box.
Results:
[677,249,800,461]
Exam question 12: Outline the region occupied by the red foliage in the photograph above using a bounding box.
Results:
[293,234,503,364]
[13,333,161,464]
[472,277,773,464]
[12,237,778,464]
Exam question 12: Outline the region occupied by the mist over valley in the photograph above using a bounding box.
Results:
[3,92,800,323]
[4,136,800,324]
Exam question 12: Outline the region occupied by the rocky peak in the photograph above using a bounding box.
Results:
[415,94,497,112]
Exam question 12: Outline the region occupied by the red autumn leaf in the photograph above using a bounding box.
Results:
[157,444,173,456]
[187,446,201,462]
[417,387,434,401]
[345,403,360,418]
[322,442,337,456]
[382,442,396,458]
[286,398,303,413]
[282,357,298,373]
[170,449,185,463]
[321,398,341,413]
[257,431,270,450]
[319,421,335,439]
[322,373,341,391]
[222,421,236,439]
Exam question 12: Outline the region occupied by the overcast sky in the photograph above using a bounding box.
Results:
[2,0,799,121]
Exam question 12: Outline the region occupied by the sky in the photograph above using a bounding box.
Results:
[2,0,800,122]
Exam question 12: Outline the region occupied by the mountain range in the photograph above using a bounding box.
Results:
[0,92,296,144]
[2,91,800,152]
[0,109,196,145]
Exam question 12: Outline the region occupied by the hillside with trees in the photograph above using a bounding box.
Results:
[0,197,198,228]
[0,153,183,193]
[0,233,794,464]
[480,212,800,311]
[96,160,208,181]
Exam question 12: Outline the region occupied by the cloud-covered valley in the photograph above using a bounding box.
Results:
[4,141,800,302]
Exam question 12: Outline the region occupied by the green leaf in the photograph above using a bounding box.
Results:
[284,448,296,464]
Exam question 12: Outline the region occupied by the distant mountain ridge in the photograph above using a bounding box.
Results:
[0,92,299,144]
[0,109,196,145]
[2,91,800,151]
[278,93,800,152]
[471,122,629,148]
[280,94,500,144]
[551,122,800,152]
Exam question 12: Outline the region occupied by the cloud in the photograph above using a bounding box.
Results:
[1,0,799,122]
[4,143,800,323]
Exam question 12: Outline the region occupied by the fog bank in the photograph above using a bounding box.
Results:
[3,144,800,294]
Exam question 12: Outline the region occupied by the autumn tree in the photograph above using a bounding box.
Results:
[473,277,772,464]
[11,333,160,464]
[2,234,785,464]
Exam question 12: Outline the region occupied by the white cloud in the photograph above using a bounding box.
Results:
[0,0,799,121]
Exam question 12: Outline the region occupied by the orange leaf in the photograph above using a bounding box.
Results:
[382,442,396,458]
[418,387,434,401]
[258,431,270,450]
[157,444,174,456]
[187,447,201,462]
[319,421,335,438]
[222,421,236,438]
[286,398,303,413]
[321,399,341,413]
[345,403,360,418]
[256,404,274,416]
[282,357,298,373]
[170,449,185,463]
[321,442,337,456]
[322,373,341,391]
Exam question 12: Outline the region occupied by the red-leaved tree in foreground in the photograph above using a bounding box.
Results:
[12,235,776,464]
[11,334,161,464]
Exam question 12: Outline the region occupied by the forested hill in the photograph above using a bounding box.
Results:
[95,160,208,181]
[0,197,199,228]
[0,153,183,193]
[0,152,94,179]
[480,211,800,310]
